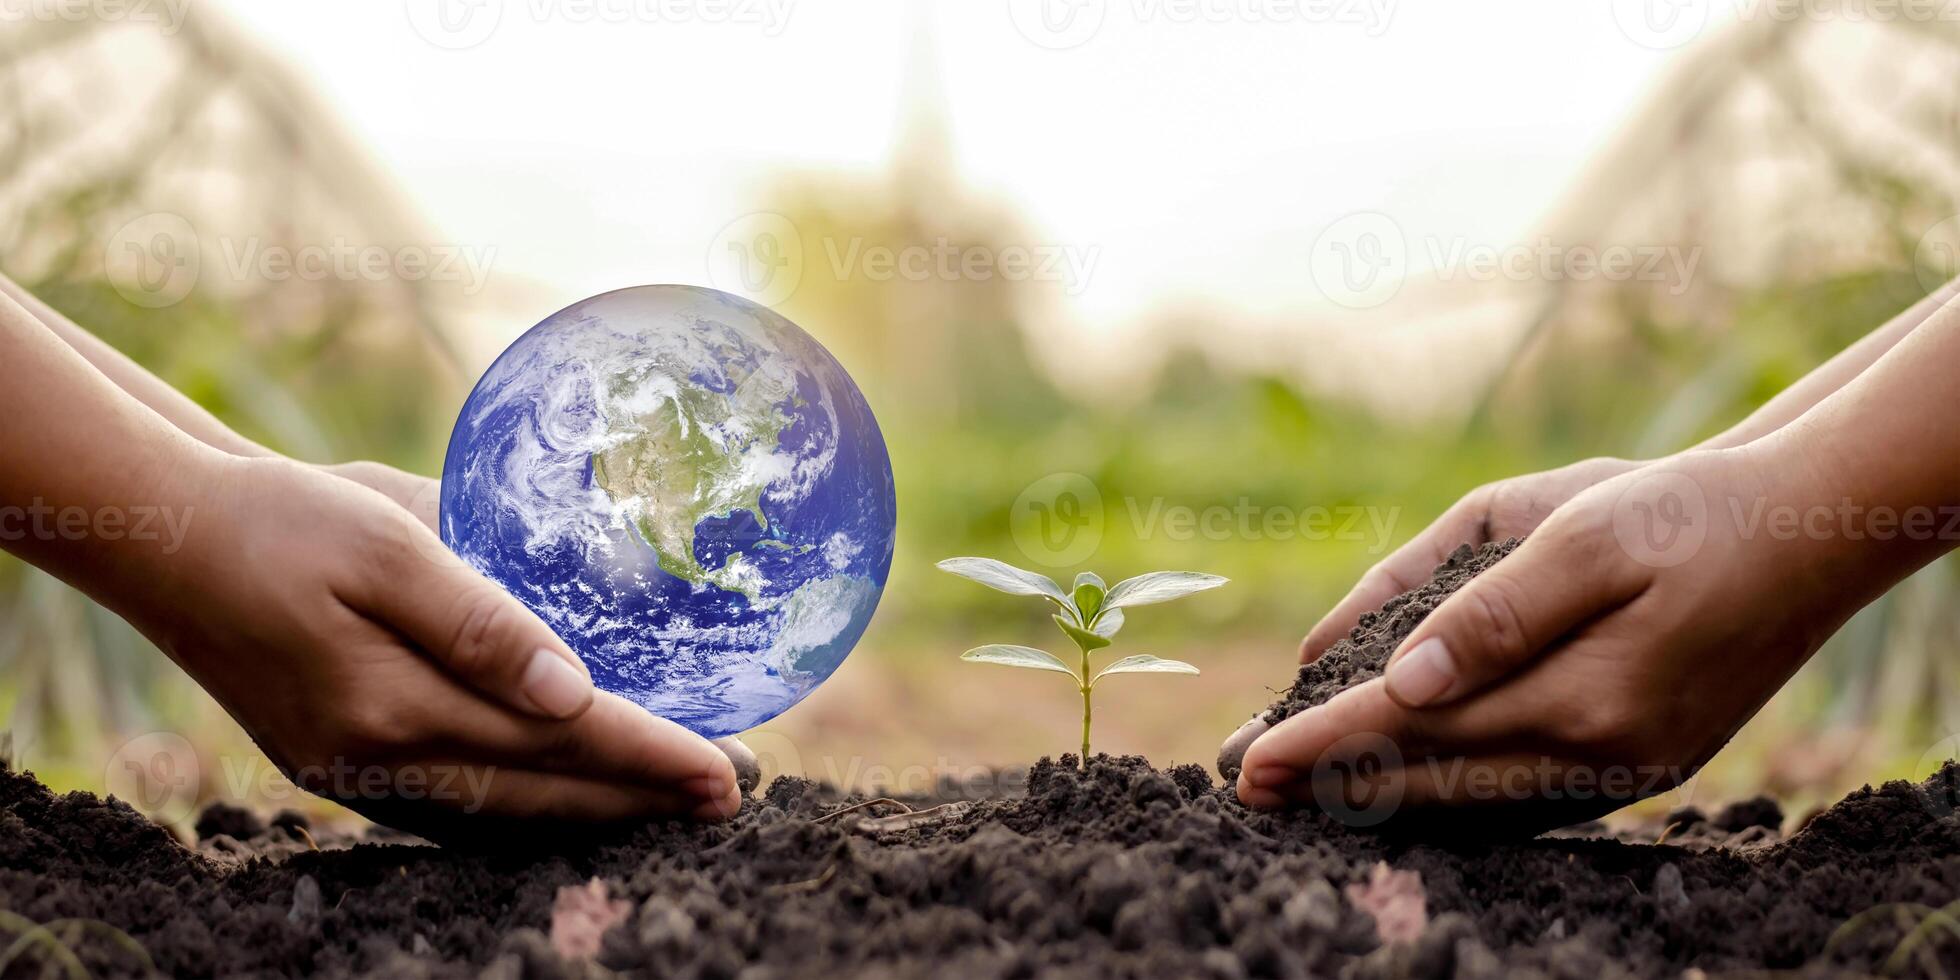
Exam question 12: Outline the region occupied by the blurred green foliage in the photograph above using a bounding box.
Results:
[7,15,1960,816]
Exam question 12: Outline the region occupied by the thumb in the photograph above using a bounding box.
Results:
[359,542,596,721]
[1382,527,1644,709]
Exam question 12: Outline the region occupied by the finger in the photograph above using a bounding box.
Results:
[713,736,762,795]
[1299,497,1491,663]
[1236,679,1429,809]
[1235,674,1532,806]
[1379,525,1646,709]
[354,537,595,721]
[1235,676,1656,836]
[1249,750,1642,839]
[419,690,740,800]
[349,767,739,846]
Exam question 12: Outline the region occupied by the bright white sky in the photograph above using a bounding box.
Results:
[215,0,1693,341]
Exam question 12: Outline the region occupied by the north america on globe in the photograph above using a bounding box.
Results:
[440,285,896,738]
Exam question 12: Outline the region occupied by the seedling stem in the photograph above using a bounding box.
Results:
[937,558,1227,767]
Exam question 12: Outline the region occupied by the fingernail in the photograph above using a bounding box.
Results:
[1243,764,1298,789]
[1236,776,1286,810]
[683,774,732,800]
[1386,637,1456,707]
[520,649,592,719]
[686,776,740,821]
[691,791,740,821]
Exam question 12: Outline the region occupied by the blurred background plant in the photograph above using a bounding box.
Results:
[3,2,1959,828]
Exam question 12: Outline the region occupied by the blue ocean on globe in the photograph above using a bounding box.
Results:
[439,285,896,738]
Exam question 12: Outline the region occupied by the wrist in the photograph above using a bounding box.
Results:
[1731,430,1950,608]
[81,439,234,616]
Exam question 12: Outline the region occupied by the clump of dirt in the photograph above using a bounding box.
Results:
[1265,538,1519,727]
[5,755,1960,978]
[7,534,1956,977]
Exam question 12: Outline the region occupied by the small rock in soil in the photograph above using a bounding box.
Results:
[1665,804,1707,829]
[195,800,267,841]
[1714,795,1784,833]
[271,808,311,833]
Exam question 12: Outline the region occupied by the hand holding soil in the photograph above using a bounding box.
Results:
[1238,300,1960,830]
[1295,454,1645,663]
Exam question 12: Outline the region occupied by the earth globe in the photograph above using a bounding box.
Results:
[439,285,896,738]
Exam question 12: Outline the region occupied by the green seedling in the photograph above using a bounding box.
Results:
[937,557,1227,765]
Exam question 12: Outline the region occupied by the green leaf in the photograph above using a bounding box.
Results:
[960,644,1080,680]
[1091,655,1199,684]
[1103,571,1229,610]
[937,558,1071,609]
[1053,614,1111,653]
[1090,606,1125,639]
[1072,572,1106,622]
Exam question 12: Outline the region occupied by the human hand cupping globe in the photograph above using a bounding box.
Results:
[441,285,896,738]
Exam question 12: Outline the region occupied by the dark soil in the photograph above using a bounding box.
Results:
[5,758,1960,978]
[1261,538,1520,729]
[7,536,1958,978]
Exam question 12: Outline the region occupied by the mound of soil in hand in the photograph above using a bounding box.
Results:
[1271,538,1519,729]
[5,755,1960,978]
[1216,538,1517,784]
